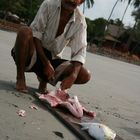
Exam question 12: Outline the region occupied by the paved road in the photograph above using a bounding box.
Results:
[0,30,78,140]
[0,30,140,140]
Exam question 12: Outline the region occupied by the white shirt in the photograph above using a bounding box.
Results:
[30,0,87,64]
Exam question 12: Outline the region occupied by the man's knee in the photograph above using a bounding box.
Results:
[76,67,91,84]
[17,26,33,40]
[84,69,91,83]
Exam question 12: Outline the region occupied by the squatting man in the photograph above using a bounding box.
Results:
[11,0,91,93]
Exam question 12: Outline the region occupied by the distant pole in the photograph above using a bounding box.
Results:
[105,0,120,31]
[107,0,120,21]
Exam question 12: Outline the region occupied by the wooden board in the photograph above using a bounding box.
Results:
[31,92,124,140]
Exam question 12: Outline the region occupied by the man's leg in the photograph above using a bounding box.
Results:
[74,66,91,84]
[54,60,91,85]
[37,76,47,92]
[14,26,35,92]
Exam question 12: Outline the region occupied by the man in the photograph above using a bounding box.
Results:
[11,0,91,93]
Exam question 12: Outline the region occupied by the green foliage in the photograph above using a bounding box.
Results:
[82,0,94,14]
[111,18,124,26]
[0,0,43,24]
[86,18,95,42]
[15,0,43,24]
[133,0,140,8]
[0,0,20,11]
[132,3,140,43]
[86,17,107,43]
[134,20,140,43]
[85,0,94,9]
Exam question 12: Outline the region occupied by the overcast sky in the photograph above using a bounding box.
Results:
[80,0,135,27]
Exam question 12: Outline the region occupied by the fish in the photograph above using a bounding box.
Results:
[37,89,96,118]
[72,122,116,140]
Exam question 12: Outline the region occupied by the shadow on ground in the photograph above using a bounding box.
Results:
[0,80,15,91]
[0,80,47,110]
[0,80,38,93]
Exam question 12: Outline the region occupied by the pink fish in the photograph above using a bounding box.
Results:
[38,89,96,118]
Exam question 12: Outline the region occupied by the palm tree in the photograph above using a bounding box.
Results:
[133,0,140,8]
[82,0,94,14]
[121,0,140,23]
[132,8,140,24]
[127,0,140,52]
[132,0,140,25]
[111,0,133,49]
[107,0,123,21]
[113,0,131,40]
[105,0,123,34]
[121,0,132,22]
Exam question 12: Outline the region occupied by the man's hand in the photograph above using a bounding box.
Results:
[44,61,55,80]
[34,37,55,80]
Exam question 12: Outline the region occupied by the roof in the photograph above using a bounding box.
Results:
[107,24,125,38]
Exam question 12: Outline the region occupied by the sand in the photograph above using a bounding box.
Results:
[0,29,140,140]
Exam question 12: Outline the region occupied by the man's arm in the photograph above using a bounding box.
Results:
[34,37,55,80]
[60,61,82,90]
[30,0,55,80]
[60,21,87,90]
[70,61,82,79]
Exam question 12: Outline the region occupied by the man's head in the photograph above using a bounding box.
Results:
[69,0,84,5]
[61,0,85,12]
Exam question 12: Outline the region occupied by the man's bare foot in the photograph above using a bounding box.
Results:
[16,80,28,93]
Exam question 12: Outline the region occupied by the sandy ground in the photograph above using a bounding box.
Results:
[0,30,140,140]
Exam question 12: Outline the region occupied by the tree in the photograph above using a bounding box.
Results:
[0,0,23,19]
[86,18,95,42]
[109,0,132,49]
[133,0,140,8]
[82,0,94,14]
[132,0,140,25]
[86,17,107,43]
[114,18,124,26]
[127,0,140,49]
[124,0,140,56]
[16,0,43,24]
[121,0,132,22]
[0,0,43,23]
[132,8,140,27]
[107,0,123,21]
[105,0,123,35]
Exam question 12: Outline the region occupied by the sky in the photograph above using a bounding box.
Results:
[80,0,136,27]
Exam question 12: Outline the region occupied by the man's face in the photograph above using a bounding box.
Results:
[62,0,84,12]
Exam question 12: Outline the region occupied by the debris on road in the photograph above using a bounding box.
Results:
[17,109,26,117]
[29,104,38,110]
